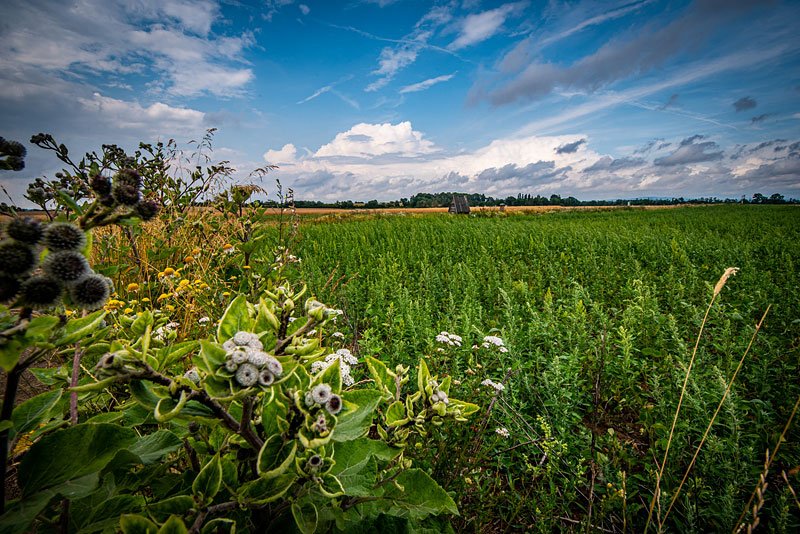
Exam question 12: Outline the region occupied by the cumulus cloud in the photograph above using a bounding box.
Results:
[654,135,723,166]
[399,73,456,94]
[263,144,298,164]
[583,156,645,172]
[448,2,526,50]
[481,0,763,106]
[733,96,757,112]
[314,122,438,158]
[556,139,586,154]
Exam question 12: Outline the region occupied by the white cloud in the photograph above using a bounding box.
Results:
[399,73,456,94]
[314,122,438,158]
[299,4,310,15]
[0,0,254,98]
[263,144,298,164]
[449,2,525,50]
[366,47,420,92]
[77,92,206,133]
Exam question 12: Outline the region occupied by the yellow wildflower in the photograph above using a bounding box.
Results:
[124,308,134,314]
[157,293,170,302]
[127,283,140,292]
[184,256,195,264]
[178,279,191,289]
[222,291,231,297]
[163,267,176,277]
[142,297,151,303]
[165,304,176,312]
[191,247,201,256]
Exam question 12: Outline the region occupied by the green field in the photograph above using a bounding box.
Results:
[290,205,800,532]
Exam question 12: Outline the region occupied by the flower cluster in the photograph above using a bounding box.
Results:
[221,330,283,388]
[89,168,159,221]
[1,218,111,310]
[495,427,510,438]
[304,383,343,415]
[480,335,509,353]
[481,378,506,392]
[311,348,359,386]
[435,331,463,347]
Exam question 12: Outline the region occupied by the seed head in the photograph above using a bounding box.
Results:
[0,275,21,303]
[89,174,112,196]
[326,394,342,415]
[225,359,238,373]
[112,183,140,206]
[265,357,283,377]
[0,239,36,276]
[43,250,90,283]
[69,273,111,310]
[258,369,274,387]
[19,275,63,309]
[115,168,141,189]
[6,217,43,245]
[135,199,160,221]
[235,363,259,387]
[43,222,86,251]
[311,383,332,404]
[306,455,323,471]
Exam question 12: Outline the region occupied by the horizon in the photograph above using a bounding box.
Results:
[1,0,799,208]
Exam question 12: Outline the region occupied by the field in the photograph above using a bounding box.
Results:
[291,205,800,531]
[3,203,800,533]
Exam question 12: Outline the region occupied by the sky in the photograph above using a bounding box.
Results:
[1,0,799,206]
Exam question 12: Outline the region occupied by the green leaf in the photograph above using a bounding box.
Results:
[129,380,160,409]
[147,495,195,520]
[364,356,396,398]
[291,500,318,534]
[261,396,287,438]
[192,454,222,503]
[130,311,154,337]
[55,310,106,346]
[158,515,188,534]
[384,469,458,519]
[83,495,146,533]
[385,401,409,427]
[331,438,402,497]
[201,518,236,534]
[55,188,84,215]
[24,316,59,342]
[417,359,431,395]
[11,388,62,437]
[128,430,182,464]
[19,423,137,497]
[197,340,226,375]
[69,375,119,393]
[319,474,345,498]
[217,294,253,342]
[239,473,295,504]
[333,390,383,442]
[120,514,159,534]
[0,338,23,372]
[156,341,198,371]
[311,357,341,393]
[154,392,187,423]
[257,434,297,478]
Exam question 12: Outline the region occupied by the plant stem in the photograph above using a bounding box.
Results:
[0,364,23,515]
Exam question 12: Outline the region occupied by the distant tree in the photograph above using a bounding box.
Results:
[752,193,766,204]
[769,193,785,204]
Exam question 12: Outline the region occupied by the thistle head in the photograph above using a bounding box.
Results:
[235,363,259,387]
[69,273,111,310]
[6,217,43,245]
[19,275,63,309]
[0,239,36,276]
[43,250,90,283]
[43,222,86,251]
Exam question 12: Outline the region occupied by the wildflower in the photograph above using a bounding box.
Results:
[312,413,328,433]
[135,199,160,221]
[198,316,211,325]
[435,331,462,347]
[311,349,357,386]
[153,321,179,342]
[184,256,194,264]
[306,455,323,472]
[481,379,506,392]
[43,251,89,283]
[222,243,235,255]
[222,291,231,297]
[89,174,112,196]
[311,383,332,404]
[115,168,141,189]
[177,279,191,290]
[112,183,140,206]
[157,293,170,302]
[332,331,345,339]
[0,239,37,276]
[42,222,86,251]
[235,363,259,387]
[141,297,150,303]
[124,308,134,314]
[228,347,250,364]
[305,392,315,407]
[126,283,139,292]
[70,273,112,310]
[233,331,254,346]
[6,217,42,245]
[162,267,177,277]
[495,427,510,438]
[326,394,343,415]
[191,247,201,256]
[165,304,175,312]
[18,276,62,309]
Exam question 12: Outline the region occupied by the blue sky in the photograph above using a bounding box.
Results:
[1,0,799,205]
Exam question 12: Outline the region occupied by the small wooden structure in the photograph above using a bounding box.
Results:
[448,195,470,214]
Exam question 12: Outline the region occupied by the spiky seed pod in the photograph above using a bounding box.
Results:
[135,199,160,221]
[18,275,63,309]
[0,239,37,276]
[0,274,21,303]
[6,217,43,245]
[326,394,343,415]
[42,250,90,283]
[112,183,140,206]
[89,174,112,196]
[258,369,274,387]
[311,383,332,404]
[115,168,141,189]
[43,222,86,251]
[235,363,259,387]
[69,273,111,310]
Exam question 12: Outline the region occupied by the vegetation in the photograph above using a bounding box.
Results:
[1,133,799,532]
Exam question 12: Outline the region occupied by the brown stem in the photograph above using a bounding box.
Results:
[69,347,83,425]
[0,365,23,514]
[188,501,239,534]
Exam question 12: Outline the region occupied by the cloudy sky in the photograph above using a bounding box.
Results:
[2,0,799,205]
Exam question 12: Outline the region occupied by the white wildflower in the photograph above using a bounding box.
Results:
[198,316,211,325]
[332,331,345,339]
[481,379,506,392]
[495,427,510,438]
[483,335,505,347]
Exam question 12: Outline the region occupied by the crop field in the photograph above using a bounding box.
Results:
[3,200,800,533]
